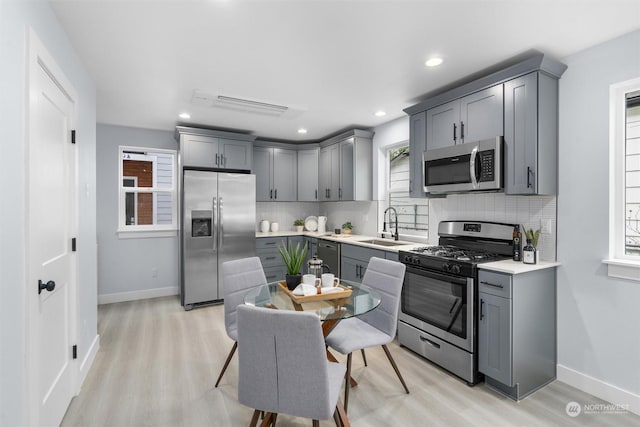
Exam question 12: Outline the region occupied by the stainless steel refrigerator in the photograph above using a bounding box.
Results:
[181,170,256,310]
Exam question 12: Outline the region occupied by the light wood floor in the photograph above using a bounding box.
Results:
[62,296,640,426]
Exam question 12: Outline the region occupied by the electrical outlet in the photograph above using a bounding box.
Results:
[151,268,158,278]
[541,219,552,234]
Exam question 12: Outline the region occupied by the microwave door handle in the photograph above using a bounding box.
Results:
[469,146,480,188]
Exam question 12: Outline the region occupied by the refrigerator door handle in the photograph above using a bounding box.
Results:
[212,197,217,252]
[218,197,224,250]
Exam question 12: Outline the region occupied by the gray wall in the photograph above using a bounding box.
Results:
[96,124,179,299]
[0,0,97,425]
[558,30,640,398]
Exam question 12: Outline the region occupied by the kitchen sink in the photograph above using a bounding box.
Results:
[358,239,408,247]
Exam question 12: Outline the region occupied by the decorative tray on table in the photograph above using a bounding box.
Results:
[278,281,352,304]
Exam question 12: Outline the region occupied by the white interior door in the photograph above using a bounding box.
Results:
[27,30,77,427]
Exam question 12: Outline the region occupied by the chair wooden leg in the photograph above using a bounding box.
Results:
[250,409,261,427]
[215,341,238,387]
[381,344,409,394]
[335,401,351,427]
[313,420,320,427]
[360,349,367,367]
[344,353,352,412]
[258,412,275,427]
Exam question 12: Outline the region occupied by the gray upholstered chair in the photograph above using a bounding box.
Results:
[325,256,409,411]
[214,257,267,388]
[236,304,350,427]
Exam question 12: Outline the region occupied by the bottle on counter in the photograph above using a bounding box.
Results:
[523,239,537,264]
[512,225,522,261]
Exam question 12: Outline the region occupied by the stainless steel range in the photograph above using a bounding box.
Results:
[398,221,514,385]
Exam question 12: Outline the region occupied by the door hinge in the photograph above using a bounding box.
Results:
[72,345,77,360]
[71,129,76,144]
[71,237,77,252]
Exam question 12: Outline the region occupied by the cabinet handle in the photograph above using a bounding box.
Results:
[215,153,219,166]
[264,242,276,246]
[527,166,533,188]
[460,121,465,141]
[453,123,457,143]
[480,299,485,320]
[480,280,504,289]
[221,154,226,167]
[328,189,331,199]
[270,189,273,199]
[339,188,342,199]
[265,256,276,260]
[274,189,277,199]
[315,189,318,200]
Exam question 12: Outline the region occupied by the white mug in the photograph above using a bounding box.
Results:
[322,273,337,287]
[302,274,316,285]
[271,222,279,232]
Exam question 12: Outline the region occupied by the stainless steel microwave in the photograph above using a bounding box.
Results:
[423,136,503,194]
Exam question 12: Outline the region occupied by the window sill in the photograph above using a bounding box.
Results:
[118,228,178,239]
[603,258,640,282]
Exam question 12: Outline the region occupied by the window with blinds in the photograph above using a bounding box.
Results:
[387,145,429,237]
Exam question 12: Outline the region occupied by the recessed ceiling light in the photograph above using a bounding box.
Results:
[425,57,443,67]
[297,128,307,134]
[179,112,191,119]
[375,111,387,117]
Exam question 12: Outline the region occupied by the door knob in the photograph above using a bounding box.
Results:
[38,279,55,295]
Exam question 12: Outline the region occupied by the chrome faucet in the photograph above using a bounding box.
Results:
[382,207,399,241]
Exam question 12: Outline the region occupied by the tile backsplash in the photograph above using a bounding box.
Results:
[258,193,557,261]
[429,193,557,261]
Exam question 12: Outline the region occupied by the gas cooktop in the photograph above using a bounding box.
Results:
[406,245,505,263]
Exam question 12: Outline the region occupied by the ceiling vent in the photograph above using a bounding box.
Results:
[191,90,304,119]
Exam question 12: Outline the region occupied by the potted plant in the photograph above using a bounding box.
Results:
[294,218,305,232]
[342,221,353,235]
[522,225,541,249]
[278,240,308,290]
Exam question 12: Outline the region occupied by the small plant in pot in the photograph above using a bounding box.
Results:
[294,218,305,232]
[278,240,308,290]
[342,221,353,235]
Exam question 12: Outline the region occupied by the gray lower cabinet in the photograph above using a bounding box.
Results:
[478,268,556,400]
[297,148,319,201]
[256,237,288,282]
[504,71,559,195]
[254,146,297,201]
[176,127,255,170]
[340,244,386,282]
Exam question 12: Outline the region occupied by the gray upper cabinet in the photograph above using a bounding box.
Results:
[319,129,373,201]
[409,111,426,198]
[404,53,566,197]
[175,126,256,170]
[297,148,319,201]
[426,86,503,150]
[254,146,297,201]
[504,72,559,195]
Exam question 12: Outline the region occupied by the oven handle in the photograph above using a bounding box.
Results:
[406,265,469,286]
[420,336,441,349]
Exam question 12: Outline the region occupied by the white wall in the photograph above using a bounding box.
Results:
[96,124,179,303]
[558,29,640,413]
[0,0,97,424]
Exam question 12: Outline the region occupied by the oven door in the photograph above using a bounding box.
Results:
[400,266,474,352]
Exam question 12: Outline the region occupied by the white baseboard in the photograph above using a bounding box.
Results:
[77,334,100,390]
[557,364,640,416]
[98,286,179,305]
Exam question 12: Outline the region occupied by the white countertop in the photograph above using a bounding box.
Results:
[479,259,561,274]
[256,231,424,253]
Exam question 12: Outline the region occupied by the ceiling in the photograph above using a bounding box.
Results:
[50,0,640,142]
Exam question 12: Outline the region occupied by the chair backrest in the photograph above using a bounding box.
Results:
[237,304,337,420]
[221,257,267,340]
[359,256,406,338]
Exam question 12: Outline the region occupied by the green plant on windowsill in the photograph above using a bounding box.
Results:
[278,240,308,290]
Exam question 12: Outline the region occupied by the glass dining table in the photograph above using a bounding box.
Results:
[243,279,381,337]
